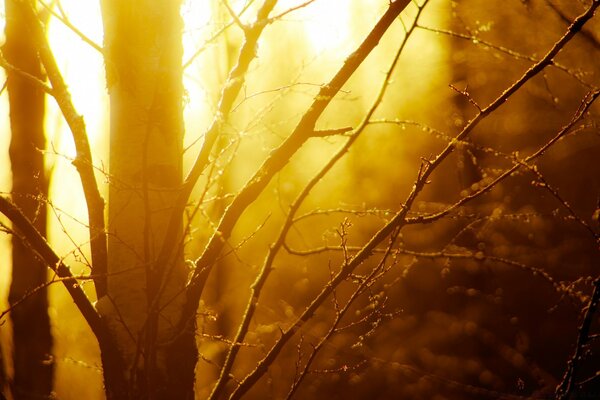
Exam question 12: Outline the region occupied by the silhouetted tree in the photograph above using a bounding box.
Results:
[4,0,52,398]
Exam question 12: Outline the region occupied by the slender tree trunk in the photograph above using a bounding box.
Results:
[4,1,53,399]
[96,0,196,397]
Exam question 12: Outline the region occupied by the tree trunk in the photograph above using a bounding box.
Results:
[4,1,53,398]
[97,0,196,397]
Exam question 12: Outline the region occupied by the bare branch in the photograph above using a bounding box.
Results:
[182,1,416,346]
[267,0,317,23]
[0,52,53,94]
[284,230,400,399]
[418,25,593,88]
[39,0,103,54]
[556,277,600,399]
[222,0,247,31]
[0,196,107,345]
[183,21,235,70]
[411,88,600,231]
[207,1,427,396]
[153,0,280,300]
[545,0,600,49]
[17,0,108,296]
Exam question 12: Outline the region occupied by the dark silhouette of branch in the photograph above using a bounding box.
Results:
[0,196,128,397]
[545,0,600,49]
[284,231,400,399]
[0,196,103,342]
[267,0,317,22]
[556,276,600,399]
[406,88,600,229]
[0,54,53,94]
[417,25,593,88]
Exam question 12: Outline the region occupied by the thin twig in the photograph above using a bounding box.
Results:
[410,88,600,229]
[545,0,600,49]
[284,230,400,399]
[267,0,317,23]
[418,25,593,88]
[0,196,110,347]
[222,0,247,30]
[0,53,54,94]
[39,0,103,53]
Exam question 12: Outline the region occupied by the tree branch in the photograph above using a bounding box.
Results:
[0,52,54,94]
[0,196,129,397]
[17,0,108,297]
[153,0,279,299]
[0,196,103,343]
[179,0,414,347]
[556,276,600,399]
[39,0,103,53]
[408,88,600,231]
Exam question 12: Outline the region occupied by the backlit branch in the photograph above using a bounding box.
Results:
[284,231,400,399]
[39,0,103,53]
[556,276,600,399]
[0,196,108,349]
[409,88,600,231]
[418,25,593,88]
[17,0,108,296]
[179,0,414,350]
[154,0,279,297]
[0,52,53,94]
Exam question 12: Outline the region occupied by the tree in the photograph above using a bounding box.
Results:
[3,0,52,398]
[1,0,599,399]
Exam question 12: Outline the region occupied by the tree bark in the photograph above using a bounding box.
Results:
[4,1,53,398]
[97,0,196,397]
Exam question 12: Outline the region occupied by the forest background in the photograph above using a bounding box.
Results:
[0,0,599,399]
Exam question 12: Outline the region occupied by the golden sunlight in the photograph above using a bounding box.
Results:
[3,1,596,399]
[45,0,105,151]
[180,0,214,159]
[293,0,353,55]
[44,0,106,268]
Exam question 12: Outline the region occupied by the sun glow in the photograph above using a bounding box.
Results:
[1,2,447,398]
[291,0,353,55]
[181,0,214,160]
[46,0,106,153]
[43,1,107,273]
